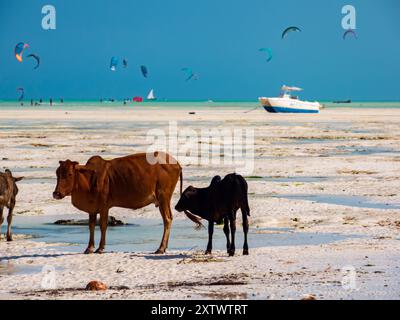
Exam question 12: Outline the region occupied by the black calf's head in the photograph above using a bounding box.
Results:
[175,186,198,212]
[210,175,221,186]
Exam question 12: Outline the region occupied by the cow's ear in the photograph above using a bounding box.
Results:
[210,175,221,186]
[75,165,94,173]
[59,160,64,165]
[14,176,24,182]
[186,186,197,195]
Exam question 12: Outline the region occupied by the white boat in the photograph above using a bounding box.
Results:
[147,89,156,100]
[259,85,321,113]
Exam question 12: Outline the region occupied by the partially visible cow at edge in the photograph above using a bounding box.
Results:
[52,152,201,254]
[175,173,250,256]
[0,169,23,241]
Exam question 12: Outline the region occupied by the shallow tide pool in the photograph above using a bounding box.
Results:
[3,215,363,255]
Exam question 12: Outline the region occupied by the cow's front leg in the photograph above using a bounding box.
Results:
[84,214,97,254]
[95,210,108,254]
[228,217,236,256]
[6,201,15,242]
[223,217,230,254]
[155,198,173,254]
[205,220,214,255]
[0,206,4,241]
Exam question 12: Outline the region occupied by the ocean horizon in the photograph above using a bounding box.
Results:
[1,100,400,110]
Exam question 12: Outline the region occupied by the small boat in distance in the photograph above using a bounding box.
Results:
[259,85,321,113]
[147,89,156,101]
[332,99,351,104]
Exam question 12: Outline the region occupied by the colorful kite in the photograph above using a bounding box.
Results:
[15,42,29,62]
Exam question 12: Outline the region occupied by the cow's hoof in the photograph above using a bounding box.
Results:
[95,248,105,254]
[205,250,212,255]
[228,250,235,257]
[84,248,94,254]
[6,237,13,242]
[154,249,165,254]
[243,249,249,255]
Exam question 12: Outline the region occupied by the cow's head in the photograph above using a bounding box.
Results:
[4,169,24,195]
[53,160,79,199]
[175,186,199,213]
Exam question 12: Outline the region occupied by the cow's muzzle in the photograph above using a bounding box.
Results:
[174,204,184,212]
[53,191,64,200]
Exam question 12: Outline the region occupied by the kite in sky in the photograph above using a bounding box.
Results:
[259,48,273,62]
[281,26,301,39]
[181,67,198,81]
[343,29,357,40]
[140,65,148,78]
[14,42,29,62]
[27,54,40,69]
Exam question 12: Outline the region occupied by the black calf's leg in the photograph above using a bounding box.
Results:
[242,210,249,255]
[223,217,230,254]
[228,217,236,256]
[205,220,214,254]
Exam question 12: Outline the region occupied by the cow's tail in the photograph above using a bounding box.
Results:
[180,170,183,195]
[180,170,204,230]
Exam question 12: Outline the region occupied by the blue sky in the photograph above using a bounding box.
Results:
[0,0,399,101]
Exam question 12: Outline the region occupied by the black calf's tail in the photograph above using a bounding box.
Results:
[180,170,204,229]
[238,175,250,216]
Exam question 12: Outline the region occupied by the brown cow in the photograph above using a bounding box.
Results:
[53,152,201,254]
[0,169,23,241]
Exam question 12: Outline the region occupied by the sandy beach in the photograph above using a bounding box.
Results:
[1,106,400,300]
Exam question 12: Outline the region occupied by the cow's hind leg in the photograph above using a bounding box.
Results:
[228,213,237,257]
[241,208,249,255]
[223,217,230,254]
[155,196,173,254]
[0,206,4,241]
[205,221,214,255]
[84,214,97,254]
[95,209,108,254]
[6,201,15,241]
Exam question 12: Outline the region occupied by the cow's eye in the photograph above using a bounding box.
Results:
[68,173,73,177]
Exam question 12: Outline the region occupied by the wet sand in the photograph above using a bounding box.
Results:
[0,107,400,299]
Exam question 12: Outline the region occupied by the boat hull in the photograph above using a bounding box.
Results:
[263,106,319,113]
[259,97,320,113]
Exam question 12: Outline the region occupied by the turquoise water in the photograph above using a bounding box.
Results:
[5,216,361,254]
[1,100,400,110]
